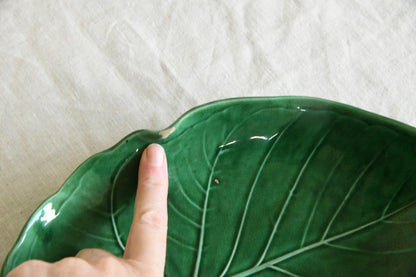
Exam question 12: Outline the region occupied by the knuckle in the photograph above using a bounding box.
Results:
[137,209,167,229]
[76,248,94,257]
[59,257,78,265]
[59,257,89,269]
[22,260,45,267]
[94,257,120,274]
[15,260,48,273]
[62,257,91,272]
[51,258,91,276]
[141,177,165,188]
[77,248,110,257]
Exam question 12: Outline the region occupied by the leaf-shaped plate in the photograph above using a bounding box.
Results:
[2,97,416,276]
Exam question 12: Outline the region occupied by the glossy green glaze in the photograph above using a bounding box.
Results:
[2,97,416,276]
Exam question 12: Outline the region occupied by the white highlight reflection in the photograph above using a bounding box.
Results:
[218,132,281,148]
[250,136,268,140]
[40,203,57,225]
[269,132,279,140]
[250,132,280,141]
[219,140,237,148]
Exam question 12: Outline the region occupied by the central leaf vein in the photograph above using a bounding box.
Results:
[229,187,416,277]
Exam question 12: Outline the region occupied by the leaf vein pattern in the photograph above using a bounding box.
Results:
[193,107,291,277]
[255,125,334,266]
[110,178,126,251]
[203,129,213,169]
[162,107,233,146]
[229,199,416,276]
[300,154,345,247]
[321,141,396,241]
[219,114,303,277]
[177,179,203,212]
[168,201,201,228]
[383,219,416,224]
[168,234,197,251]
[193,150,223,277]
[382,172,415,217]
[325,242,416,255]
[268,265,300,277]
[300,124,373,247]
[186,155,207,194]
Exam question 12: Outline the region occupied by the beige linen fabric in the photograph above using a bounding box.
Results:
[1,0,416,266]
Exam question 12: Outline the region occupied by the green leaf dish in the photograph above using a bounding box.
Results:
[2,97,416,276]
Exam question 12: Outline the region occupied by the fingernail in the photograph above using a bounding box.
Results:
[145,144,164,166]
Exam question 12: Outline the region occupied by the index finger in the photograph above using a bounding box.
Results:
[123,144,168,275]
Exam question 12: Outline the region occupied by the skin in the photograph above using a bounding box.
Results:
[7,144,169,277]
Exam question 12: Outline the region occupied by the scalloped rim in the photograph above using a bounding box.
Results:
[160,96,416,137]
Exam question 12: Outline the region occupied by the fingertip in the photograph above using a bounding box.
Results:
[142,144,165,167]
[138,144,168,190]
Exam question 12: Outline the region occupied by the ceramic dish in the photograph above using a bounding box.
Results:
[2,97,416,276]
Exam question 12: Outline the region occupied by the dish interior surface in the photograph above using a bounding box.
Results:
[2,97,416,276]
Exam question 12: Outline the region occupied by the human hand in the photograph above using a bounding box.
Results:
[7,144,168,277]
